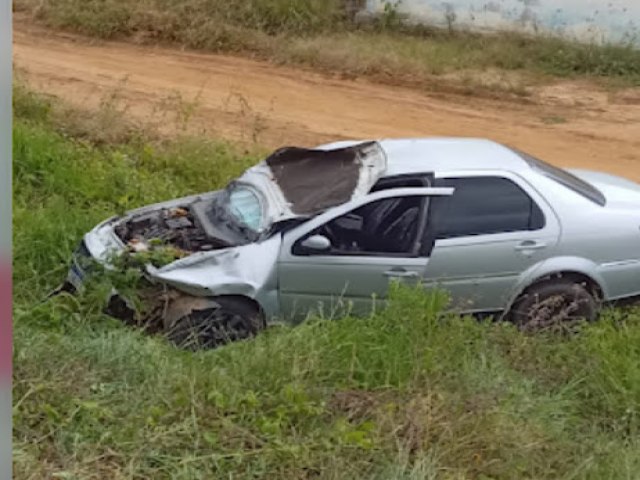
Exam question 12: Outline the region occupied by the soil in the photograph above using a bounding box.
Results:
[13,20,640,180]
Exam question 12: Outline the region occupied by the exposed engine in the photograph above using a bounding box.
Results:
[114,204,229,253]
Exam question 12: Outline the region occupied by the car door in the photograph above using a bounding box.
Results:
[423,172,561,313]
[278,187,453,323]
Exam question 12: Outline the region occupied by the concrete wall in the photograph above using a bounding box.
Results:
[367,0,640,45]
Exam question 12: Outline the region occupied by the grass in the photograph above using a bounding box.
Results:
[14,0,640,94]
[12,85,640,479]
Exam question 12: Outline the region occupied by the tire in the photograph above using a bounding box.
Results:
[509,279,598,333]
[166,297,264,350]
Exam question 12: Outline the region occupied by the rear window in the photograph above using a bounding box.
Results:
[513,148,606,206]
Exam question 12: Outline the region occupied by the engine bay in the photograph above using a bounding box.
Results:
[114,203,230,253]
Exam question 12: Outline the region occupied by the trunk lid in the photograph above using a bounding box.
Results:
[568,169,640,208]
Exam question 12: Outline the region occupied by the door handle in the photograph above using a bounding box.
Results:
[514,240,547,252]
[384,269,420,279]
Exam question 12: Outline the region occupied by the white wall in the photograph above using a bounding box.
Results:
[367,0,640,45]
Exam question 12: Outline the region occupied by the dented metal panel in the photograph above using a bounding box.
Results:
[146,235,282,316]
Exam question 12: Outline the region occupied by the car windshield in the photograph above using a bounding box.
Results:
[224,184,264,232]
[512,148,606,206]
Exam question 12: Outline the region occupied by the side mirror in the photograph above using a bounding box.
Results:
[300,235,332,253]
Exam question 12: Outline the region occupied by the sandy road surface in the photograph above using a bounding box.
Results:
[13,21,640,180]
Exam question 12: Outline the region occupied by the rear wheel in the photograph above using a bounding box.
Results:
[509,279,598,333]
[166,297,264,350]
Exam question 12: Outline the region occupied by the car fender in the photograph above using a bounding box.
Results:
[504,256,610,312]
[146,235,282,318]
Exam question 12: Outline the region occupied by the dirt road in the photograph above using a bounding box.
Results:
[13,21,640,180]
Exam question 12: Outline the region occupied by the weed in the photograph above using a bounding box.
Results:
[223,92,270,144]
[14,0,640,92]
[155,89,204,133]
[541,115,568,125]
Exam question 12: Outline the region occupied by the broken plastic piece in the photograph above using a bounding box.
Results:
[169,207,189,218]
[128,238,150,253]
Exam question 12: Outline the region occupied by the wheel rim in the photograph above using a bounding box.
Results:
[171,307,253,350]
[520,291,591,333]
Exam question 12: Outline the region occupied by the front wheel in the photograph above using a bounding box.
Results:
[166,297,264,350]
[509,279,598,333]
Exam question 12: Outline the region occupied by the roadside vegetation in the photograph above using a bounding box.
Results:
[12,84,640,479]
[14,0,640,95]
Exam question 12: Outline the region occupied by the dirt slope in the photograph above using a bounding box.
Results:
[13,21,640,180]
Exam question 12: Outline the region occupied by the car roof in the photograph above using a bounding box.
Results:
[317,138,531,176]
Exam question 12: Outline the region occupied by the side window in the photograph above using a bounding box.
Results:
[294,196,425,256]
[370,174,432,192]
[432,177,545,239]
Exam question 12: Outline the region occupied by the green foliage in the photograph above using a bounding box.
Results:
[19,0,346,40]
[12,85,640,478]
[15,0,640,87]
[378,1,405,32]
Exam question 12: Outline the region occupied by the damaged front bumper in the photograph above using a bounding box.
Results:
[57,232,281,327]
[54,238,137,319]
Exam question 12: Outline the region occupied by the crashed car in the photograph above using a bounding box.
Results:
[65,138,640,347]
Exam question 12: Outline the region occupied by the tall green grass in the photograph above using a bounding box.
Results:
[15,0,640,88]
[12,86,640,478]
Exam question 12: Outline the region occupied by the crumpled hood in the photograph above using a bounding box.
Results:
[237,141,387,226]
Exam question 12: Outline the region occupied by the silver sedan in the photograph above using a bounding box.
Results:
[66,138,640,347]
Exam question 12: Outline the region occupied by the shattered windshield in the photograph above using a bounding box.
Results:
[224,184,264,231]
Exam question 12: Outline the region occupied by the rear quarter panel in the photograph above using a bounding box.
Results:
[534,174,640,300]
